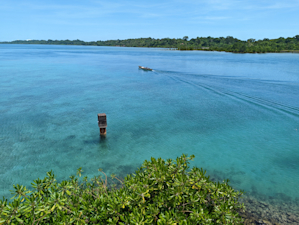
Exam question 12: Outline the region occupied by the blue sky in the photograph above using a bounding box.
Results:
[1,0,298,41]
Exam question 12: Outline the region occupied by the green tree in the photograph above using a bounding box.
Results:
[183,36,189,41]
[0,154,245,224]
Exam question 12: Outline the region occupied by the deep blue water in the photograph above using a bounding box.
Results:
[0,45,299,207]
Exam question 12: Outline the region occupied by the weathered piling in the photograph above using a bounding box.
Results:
[98,113,107,136]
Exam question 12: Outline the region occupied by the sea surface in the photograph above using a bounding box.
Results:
[0,44,299,218]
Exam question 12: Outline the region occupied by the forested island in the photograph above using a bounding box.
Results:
[1,35,299,53]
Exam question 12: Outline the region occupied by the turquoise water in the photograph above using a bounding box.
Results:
[0,45,299,207]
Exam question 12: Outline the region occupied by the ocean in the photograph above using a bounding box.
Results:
[0,44,299,222]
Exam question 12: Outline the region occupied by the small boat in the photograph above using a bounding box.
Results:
[139,66,153,71]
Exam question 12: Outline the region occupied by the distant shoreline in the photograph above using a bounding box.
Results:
[1,35,299,54]
[0,35,299,53]
[1,43,299,54]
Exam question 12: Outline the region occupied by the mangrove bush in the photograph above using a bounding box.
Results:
[0,154,245,224]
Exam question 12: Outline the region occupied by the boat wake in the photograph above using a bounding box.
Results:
[157,70,299,118]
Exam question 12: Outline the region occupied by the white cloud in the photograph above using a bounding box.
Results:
[266,2,299,9]
[205,16,230,20]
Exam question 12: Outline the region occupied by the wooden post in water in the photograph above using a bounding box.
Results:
[98,113,107,136]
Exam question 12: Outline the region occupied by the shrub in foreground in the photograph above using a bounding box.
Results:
[0,154,244,224]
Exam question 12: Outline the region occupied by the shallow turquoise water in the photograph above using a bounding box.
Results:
[0,45,299,206]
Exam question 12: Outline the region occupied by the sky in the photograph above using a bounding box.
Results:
[0,0,299,41]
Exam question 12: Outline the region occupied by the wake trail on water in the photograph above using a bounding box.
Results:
[156,69,299,118]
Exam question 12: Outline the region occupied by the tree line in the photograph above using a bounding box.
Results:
[1,35,299,53]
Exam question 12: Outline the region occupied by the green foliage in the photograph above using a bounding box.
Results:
[0,154,244,224]
[183,36,189,41]
[1,35,299,53]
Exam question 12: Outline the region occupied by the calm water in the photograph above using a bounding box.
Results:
[0,45,299,207]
